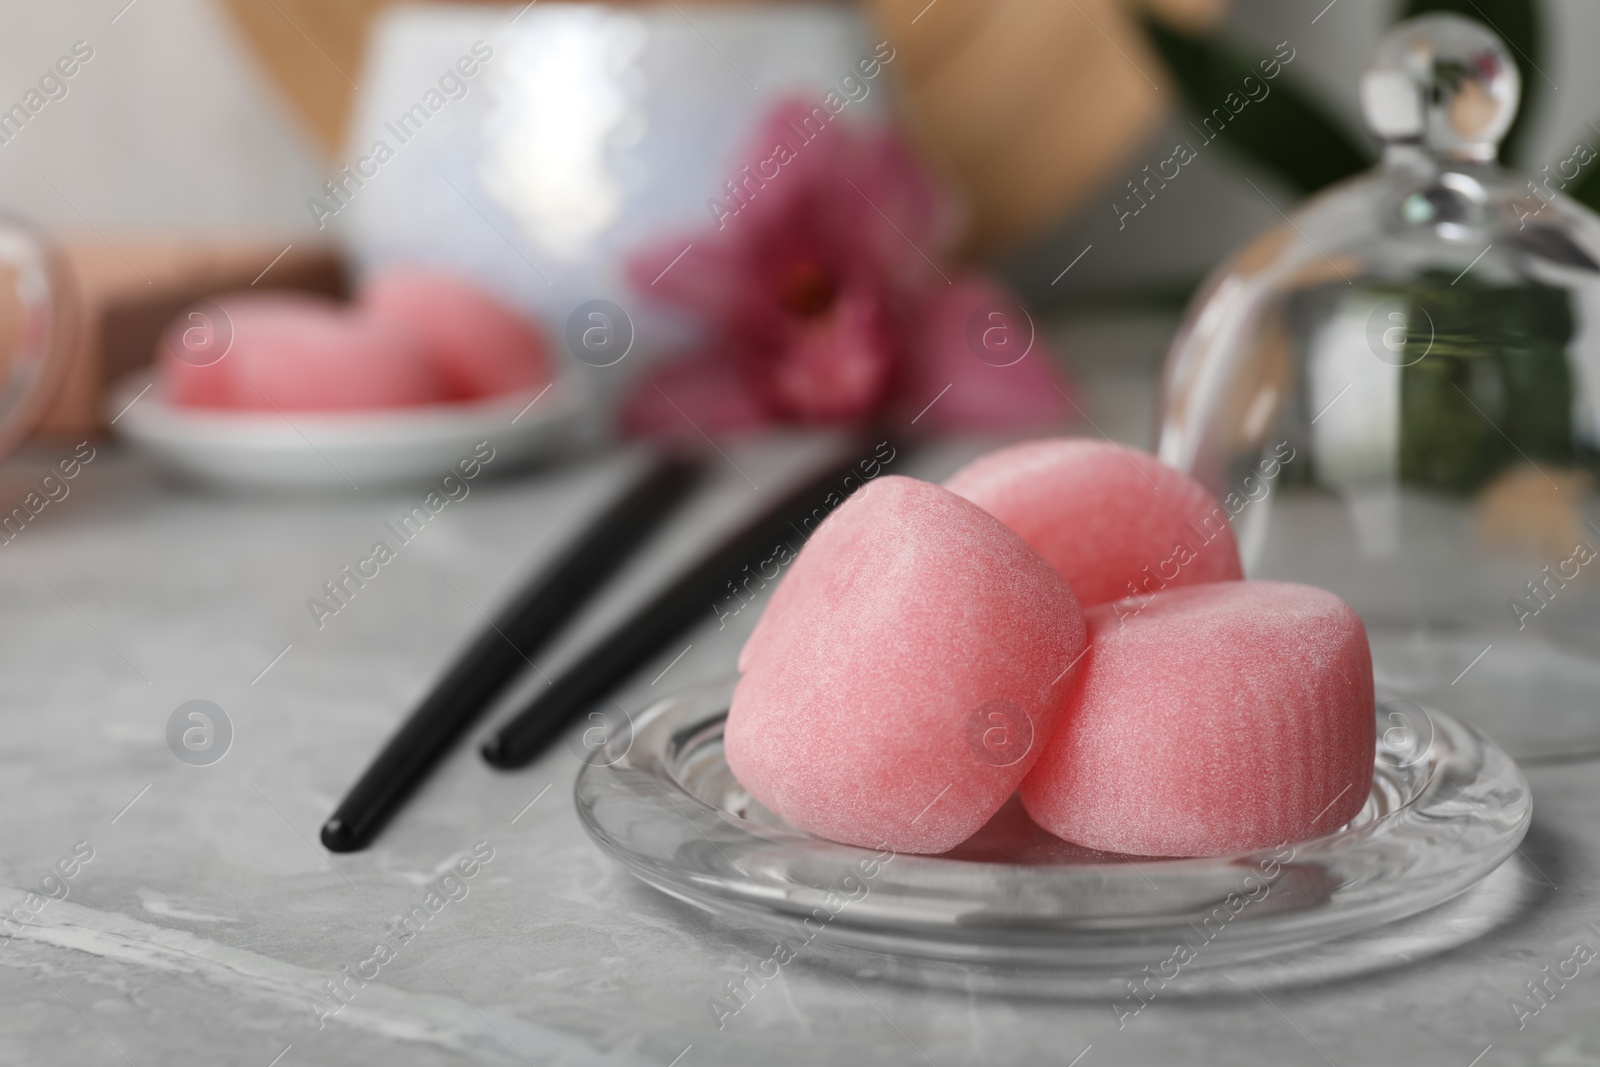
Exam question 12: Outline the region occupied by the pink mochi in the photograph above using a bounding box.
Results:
[945,438,1244,606]
[160,324,235,408]
[361,267,551,400]
[726,475,1087,855]
[1020,581,1375,858]
[161,293,442,411]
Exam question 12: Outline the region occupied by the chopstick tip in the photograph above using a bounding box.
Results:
[320,817,360,853]
[481,736,516,768]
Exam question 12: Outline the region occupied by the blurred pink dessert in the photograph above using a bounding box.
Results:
[361,266,551,401]
[158,268,551,411]
[159,293,438,411]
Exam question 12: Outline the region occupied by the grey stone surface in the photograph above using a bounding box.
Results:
[0,328,1594,1067]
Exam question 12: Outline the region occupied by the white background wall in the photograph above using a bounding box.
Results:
[0,0,323,233]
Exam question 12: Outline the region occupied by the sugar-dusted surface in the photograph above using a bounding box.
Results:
[944,437,1242,605]
[1020,580,1375,857]
[361,267,552,402]
[160,292,441,411]
[726,475,1085,854]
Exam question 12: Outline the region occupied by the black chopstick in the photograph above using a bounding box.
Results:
[320,452,703,852]
[480,440,903,770]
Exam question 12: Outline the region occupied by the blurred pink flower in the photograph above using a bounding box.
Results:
[891,276,1079,432]
[621,99,1073,437]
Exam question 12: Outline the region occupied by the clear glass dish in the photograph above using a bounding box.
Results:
[0,214,70,457]
[575,676,1530,994]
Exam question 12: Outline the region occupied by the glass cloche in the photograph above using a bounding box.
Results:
[1158,14,1600,760]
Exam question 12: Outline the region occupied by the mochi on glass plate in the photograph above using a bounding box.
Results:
[576,441,1532,993]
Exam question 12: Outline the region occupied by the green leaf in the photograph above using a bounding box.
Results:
[1397,0,1542,166]
[1566,145,1600,214]
[1382,274,1576,494]
[1143,19,1371,194]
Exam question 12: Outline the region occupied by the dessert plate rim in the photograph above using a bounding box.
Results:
[576,674,1531,985]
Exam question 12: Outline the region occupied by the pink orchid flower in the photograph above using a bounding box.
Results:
[621,98,1074,437]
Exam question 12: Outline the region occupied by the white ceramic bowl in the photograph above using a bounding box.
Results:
[340,2,888,401]
[108,373,589,491]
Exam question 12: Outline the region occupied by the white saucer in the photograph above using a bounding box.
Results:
[108,373,592,491]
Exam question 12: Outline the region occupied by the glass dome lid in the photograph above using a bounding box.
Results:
[1159,13,1600,761]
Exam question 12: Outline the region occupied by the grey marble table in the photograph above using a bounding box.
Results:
[0,317,1596,1067]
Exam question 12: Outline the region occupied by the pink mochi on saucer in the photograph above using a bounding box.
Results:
[945,438,1244,606]
[1019,580,1375,857]
[726,475,1087,854]
[362,267,551,401]
[160,293,441,411]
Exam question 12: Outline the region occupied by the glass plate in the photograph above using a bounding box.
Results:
[576,676,1530,993]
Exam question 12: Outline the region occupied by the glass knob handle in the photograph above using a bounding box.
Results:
[1359,13,1519,162]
